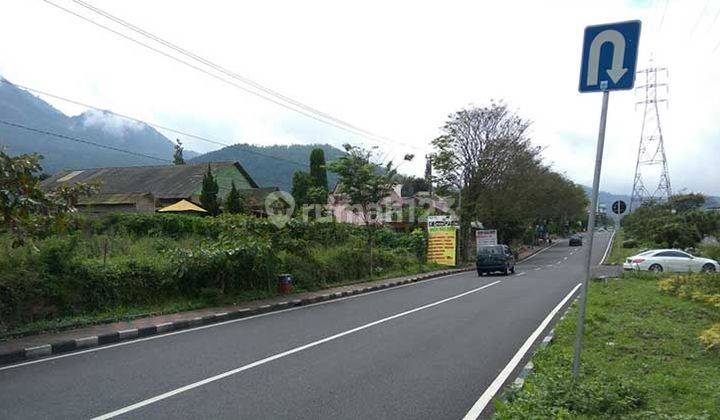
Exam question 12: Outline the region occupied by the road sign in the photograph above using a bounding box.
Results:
[612,200,627,215]
[573,20,641,379]
[579,20,641,93]
[476,230,498,248]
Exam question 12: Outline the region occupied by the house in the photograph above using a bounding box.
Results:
[41,161,279,214]
[328,184,453,230]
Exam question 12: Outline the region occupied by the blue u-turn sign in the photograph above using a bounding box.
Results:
[579,20,641,93]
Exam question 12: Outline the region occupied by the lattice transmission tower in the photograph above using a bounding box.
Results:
[629,65,672,211]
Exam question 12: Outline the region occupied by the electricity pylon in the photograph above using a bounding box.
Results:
[629,65,672,211]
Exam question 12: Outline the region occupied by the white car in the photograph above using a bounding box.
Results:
[623,249,719,273]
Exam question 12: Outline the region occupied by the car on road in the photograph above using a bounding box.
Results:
[623,249,719,273]
[569,234,583,246]
[476,244,516,276]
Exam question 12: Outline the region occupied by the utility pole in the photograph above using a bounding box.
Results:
[629,64,672,210]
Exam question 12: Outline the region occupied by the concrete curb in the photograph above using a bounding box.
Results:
[0,267,473,366]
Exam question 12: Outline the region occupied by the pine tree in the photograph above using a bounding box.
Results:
[173,138,185,165]
[291,171,312,207]
[309,148,328,190]
[225,180,245,214]
[200,164,220,215]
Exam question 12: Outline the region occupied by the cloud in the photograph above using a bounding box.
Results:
[78,109,145,137]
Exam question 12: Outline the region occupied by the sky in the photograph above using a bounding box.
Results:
[1,0,719,195]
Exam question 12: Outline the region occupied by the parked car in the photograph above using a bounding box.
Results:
[569,234,583,246]
[477,245,516,276]
[623,249,719,273]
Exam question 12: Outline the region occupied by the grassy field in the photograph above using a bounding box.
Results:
[494,272,720,419]
[606,229,645,265]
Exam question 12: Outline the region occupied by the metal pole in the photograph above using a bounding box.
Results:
[572,89,609,378]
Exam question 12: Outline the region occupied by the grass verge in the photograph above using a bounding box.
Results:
[606,229,644,265]
[493,272,720,419]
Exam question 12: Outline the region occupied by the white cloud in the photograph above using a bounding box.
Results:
[0,0,718,194]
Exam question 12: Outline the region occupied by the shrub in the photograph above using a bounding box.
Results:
[622,239,638,248]
[699,323,720,352]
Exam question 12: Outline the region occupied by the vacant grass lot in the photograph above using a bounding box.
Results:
[494,273,720,419]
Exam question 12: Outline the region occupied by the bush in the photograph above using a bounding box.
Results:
[623,239,638,248]
[699,323,720,352]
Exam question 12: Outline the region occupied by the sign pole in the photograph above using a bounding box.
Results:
[572,89,609,378]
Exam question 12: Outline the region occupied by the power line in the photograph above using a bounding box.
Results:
[0,119,170,162]
[690,0,711,37]
[42,0,425,153]
[12,81,311,169]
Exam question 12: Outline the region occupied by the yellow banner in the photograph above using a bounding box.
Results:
[427,225,457,266]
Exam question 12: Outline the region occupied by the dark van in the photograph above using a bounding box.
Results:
[476,245,516,276]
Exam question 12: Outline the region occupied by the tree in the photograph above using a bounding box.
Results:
[309,148,328,190]
[328,144,396,276]
[200,164,220,215]
[225,181,245,214]
[0,150,97,246]
[399,175,431,197]
[291,171,313,208]
[670,193,705,214]
[173,138,185,165]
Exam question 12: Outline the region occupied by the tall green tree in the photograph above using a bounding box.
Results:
[200,164,220,215]
[291,171,312,207]
[225,181,245,214]
[173,138,185,165]
[309,148,328,190]
[328,144,396,276]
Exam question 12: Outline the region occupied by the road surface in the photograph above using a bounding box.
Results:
[0,232,612,419]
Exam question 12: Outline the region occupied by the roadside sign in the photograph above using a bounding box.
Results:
[427,216,458,266]
[476,229,498,248]
[579,20,641,93]
[612,200,627,215]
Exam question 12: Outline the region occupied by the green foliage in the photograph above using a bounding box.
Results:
[173,138,185,165]
[623,239,639,248]
[495,273,720,418]
[309,148,328,190]
[0,213,431,333]
[0,149,97,246]
[328,144,397,275]
[199,164,220,215]
[670,193,706,214]
[224,181,245,214]
[622,199,720,249]
[431,102,587,252]
[291,171,312,207]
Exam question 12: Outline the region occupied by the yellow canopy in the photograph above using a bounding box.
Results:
[157,199,207,213]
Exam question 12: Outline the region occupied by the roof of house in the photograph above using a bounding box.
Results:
[157,199,207,213]
[41,162,259,199]
[77,192,154,206]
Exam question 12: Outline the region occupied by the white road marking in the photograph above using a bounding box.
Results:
[92,281,503,420]
[0,271,472,372]
[563,256,568,261]
[556,261,562,265]
[462,283,582,420]
[514,272,526,277]
[534,267,542,271]
[599,230,617,265]
[546,264,554,268]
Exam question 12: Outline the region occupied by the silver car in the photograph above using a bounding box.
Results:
[623,249,719,273]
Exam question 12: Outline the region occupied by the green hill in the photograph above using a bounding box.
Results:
[189,143,346,190]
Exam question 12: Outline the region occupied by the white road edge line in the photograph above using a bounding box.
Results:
[599,230,617,265]
[0,270,472,372]
[462,282,582,420]
[92,281,503,420]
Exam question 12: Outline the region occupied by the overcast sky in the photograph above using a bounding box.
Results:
[1,0,719,195]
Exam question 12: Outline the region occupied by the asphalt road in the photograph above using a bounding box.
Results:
[0,232,612,420]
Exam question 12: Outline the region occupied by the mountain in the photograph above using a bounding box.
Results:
[190,143,346,190]
[581,186,630,209]
[0,77,196,173]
